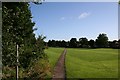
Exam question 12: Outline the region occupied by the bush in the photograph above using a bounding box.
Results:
[27,58,51,79]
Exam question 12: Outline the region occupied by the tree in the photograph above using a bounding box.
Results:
[2,2,48,78]
[48,40,52,47]
[51,40,56,47]
[95,33,109,48]
[48,40,56,47]
[55,40,61,47]
[118,39,120,48]
[109,40,119,49]
[69,38,77,48]
[88,39,95,48]
[61,40,67,47]
[79,37,88,48]
[2,2,35,67]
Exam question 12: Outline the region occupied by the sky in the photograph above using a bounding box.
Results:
[30,2,118,42]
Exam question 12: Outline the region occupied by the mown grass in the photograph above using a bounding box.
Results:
[44,47,64,79]
[45,48,118,78]
[66,48,118,78]
[45,47,64,71]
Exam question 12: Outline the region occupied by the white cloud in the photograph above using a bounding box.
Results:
[60,17,65,20]
[78,12,90,19]
[60,13,90,20]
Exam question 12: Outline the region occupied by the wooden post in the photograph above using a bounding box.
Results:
[16,44,19,80]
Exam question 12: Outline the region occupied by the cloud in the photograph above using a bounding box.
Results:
[60,17,65,20]
[60,12,90,20]
[78,12,90,19]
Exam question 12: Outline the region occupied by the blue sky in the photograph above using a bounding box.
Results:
[30,2,118,42]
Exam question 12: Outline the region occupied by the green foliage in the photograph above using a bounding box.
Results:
[28,58,51,78]
[47,35,119,48]
[2,3,35,44]
[69,38,77,48]
[2,2,35,67]
[79,37,88,48]
[2,2,49,79]
[88,39,95,48]
[2,66,16,79]
[48,40,68,47]
[48,40,56,47]
[96,33,109,48]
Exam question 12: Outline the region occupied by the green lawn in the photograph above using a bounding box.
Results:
[66,48,118,78]
[45,47,64,70]
[45,47,118,78]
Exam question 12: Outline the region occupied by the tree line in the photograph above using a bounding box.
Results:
[47,33,120,49]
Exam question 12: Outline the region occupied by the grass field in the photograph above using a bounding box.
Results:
[45,48,118,78]
[66,48,118,78]
[45,47,64,70]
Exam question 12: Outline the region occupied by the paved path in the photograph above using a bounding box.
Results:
[52,48,67,80]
